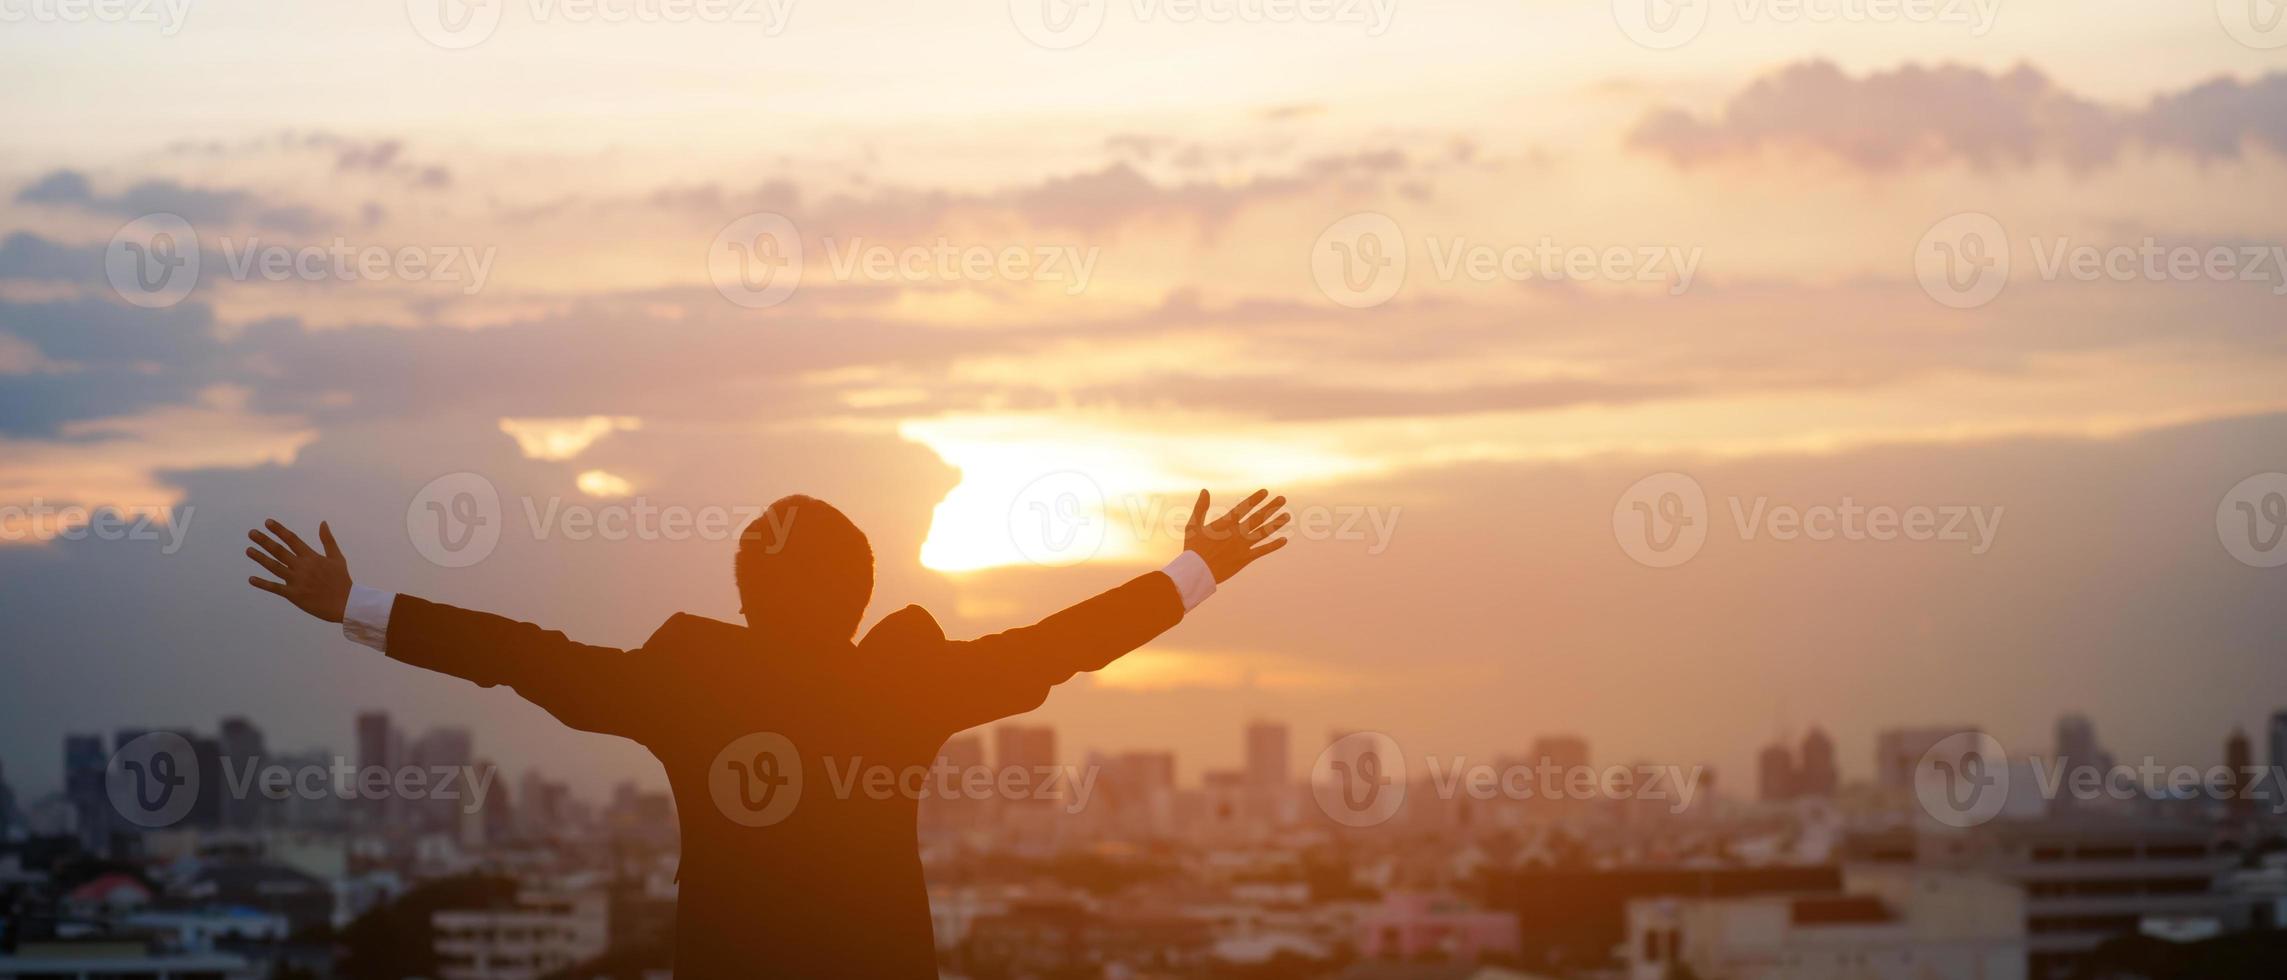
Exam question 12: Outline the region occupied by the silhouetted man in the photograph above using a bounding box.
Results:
[243,489,1290,978]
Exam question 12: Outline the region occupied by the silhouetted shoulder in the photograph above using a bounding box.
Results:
[646,612,751,654]
[858,604,945,654]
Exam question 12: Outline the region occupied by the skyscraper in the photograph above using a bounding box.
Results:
[356,711,395,827]
[2226,727,2254,821]
[1797,728,1837,798]
[2055,714,2112,772]
[1874,727,1973,792]
[64,733,107,852]
[0,758,19,841]
[995,724,1056,772]
[1245,721,1290,789]
[2269,711,2287,774]
[411,726,474,833]
[1757,742,1797,803]
[218,716,268,831]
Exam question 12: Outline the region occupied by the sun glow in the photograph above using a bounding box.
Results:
[899,412,1379,573]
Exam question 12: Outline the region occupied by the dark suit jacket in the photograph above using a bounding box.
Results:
[379,571,1186,978]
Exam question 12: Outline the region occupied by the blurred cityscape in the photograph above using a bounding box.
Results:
[3,710,2286,980]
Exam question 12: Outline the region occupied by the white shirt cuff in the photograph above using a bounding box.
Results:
[1160,551,1217,613]
[343,585,396,652]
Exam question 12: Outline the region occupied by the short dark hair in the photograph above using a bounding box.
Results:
[735,495,873,640]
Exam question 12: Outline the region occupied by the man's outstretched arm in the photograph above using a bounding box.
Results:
[244,519,656,740]
[921,489,1291,730]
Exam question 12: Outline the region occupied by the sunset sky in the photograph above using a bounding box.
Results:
[3,0,2284,800]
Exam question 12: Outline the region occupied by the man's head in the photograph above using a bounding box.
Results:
[735,495,873,641]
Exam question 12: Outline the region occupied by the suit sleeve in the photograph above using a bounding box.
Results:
[923,571,1186,732]
[381,595,659,740]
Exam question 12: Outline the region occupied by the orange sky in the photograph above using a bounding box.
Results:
[3,0,2285,798]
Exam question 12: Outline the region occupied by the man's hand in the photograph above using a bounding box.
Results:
[246,519,352,624]
[1183,489,1291,583]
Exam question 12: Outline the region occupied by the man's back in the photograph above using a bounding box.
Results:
[239,491,1290,978]
[376,572,1193,978]
[643,611,946,977]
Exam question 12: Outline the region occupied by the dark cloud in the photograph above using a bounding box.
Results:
[13,169,328,233]
[1629,61,2287,171]
[0,231,100,281]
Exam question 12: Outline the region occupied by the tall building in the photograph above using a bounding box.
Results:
[411,727,475,834]
[1874,727,1975,793]
[1528,735,1590,773]
[995,724,1056,772]
[2225,727,2254,821]
[63,734,107,852]
[356,711,396,828]
[0,758,18,841]
[2053,714,2112,773]
[1756,742,1796,803]
[2269,711,2287,774]
[1244,721,1289,789]
[1100,751,1178,835]
[217,716,268,831]
[1797,727,1838,798]
[1526,735,1591,820]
